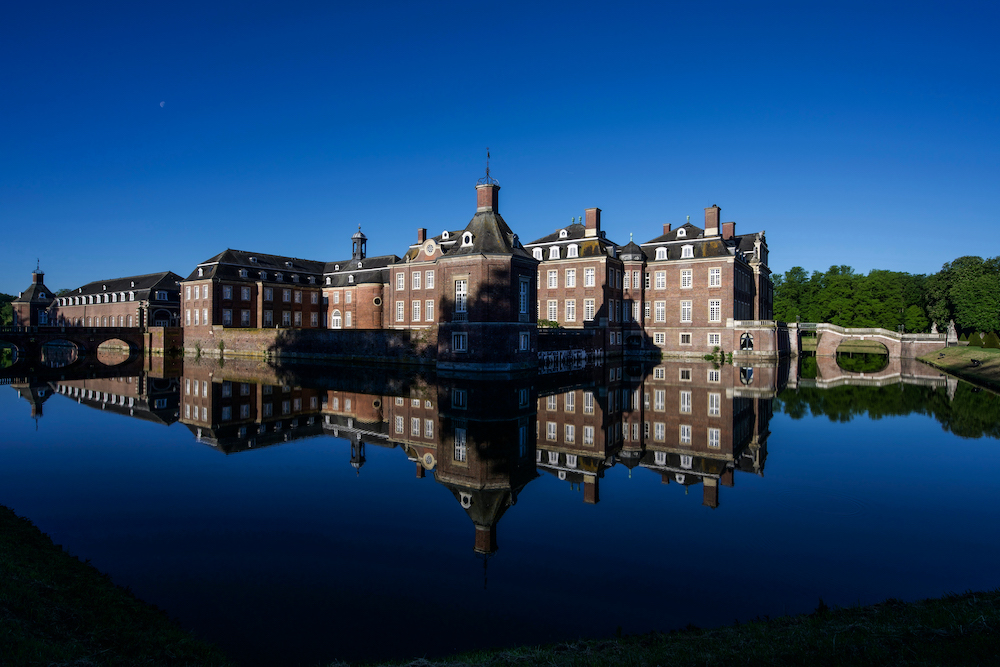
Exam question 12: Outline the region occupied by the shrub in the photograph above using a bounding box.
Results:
[537,319,560,328]
[967,332,983,347]
[960,332,969,342]
[983,332,1000,349]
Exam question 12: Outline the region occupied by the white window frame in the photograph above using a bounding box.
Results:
[709,299,722,322]
[681,300,692,323]
[709,267,721,287]
[680,269,692,288]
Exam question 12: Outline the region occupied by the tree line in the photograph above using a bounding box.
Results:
[773,256,1000,334]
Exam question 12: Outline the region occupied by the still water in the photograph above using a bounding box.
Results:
[2,355,999,665]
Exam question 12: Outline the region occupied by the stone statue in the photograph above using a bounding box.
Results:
[931,322,938,334]
[947,320,958,345]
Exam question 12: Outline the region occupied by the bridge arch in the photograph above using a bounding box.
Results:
[39,339,81,368]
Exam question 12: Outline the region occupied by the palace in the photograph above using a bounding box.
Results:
[13,175,780,365]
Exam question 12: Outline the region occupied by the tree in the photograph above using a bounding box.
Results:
[903,304,930,333]
[0,293,13,326]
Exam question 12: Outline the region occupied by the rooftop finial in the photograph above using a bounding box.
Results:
[477,148,499,186]
[35,258,40,272]
[630,232,633,243]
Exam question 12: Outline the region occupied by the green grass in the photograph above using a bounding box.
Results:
[919,346,1000,393]
[355,591,1000,667]
[0,505,232,666]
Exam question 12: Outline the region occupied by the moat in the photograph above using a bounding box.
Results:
[2,356,999,666]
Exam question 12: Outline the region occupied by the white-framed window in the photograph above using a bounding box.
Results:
[546,422,557,440]
[223,285,233,300]
[533,248,543,260]
[655,247,667,260]
[584,268,595,287]
[241,310,251,326]
[583,391,594,414]
[412,272,421,290]
[708,369,721,383]
[681,300,692,322]
[395,415,404,433]
[242,286,251,301]
[655,271,666,289]
[709,267,721,287]
[283,289,291,302]
[264,310,273,326]
[455,280,468,313]
[548,270,558,288]
[653,367,665,379]
[425,271,434,289]
[708,332,721,346]
[293,311,302,326]
[584,299,595,321]
[310,312,318,327]
[654,301,665,322]
[411,417,421,436]
[654,389,665,411]
[680,368,692,381]
[680,424,692,445]
[462,232,473,246]
[396,301,404,322]
[185,285,191,300]
[654,332,665,345]
[654,451,667,466]
[310,292,319,304]
[396,273,405,290]
[454,428,467,461]
[193,309,200,326]
[425,419,434,438]
[425,300,434,321]
[547,300,558,321]
[518,277,529,314]
[548,246,560,259]
[519,331,530,350]
[708,427,721,448]
[452,332,468,352]
[680,269,692,288]
[632,300,640,321]
[411,300,420,322]
[332,310,342,328]
[681,245,694,258]
[565,299,576,322]
[567,244,578,258]
[680,390,691,414]
[547,395,557,411]
[565,424,575,443]
[281,311,291,326]
[583,425,594,445]
[264,287,273,301]
[680,333,691,345]
[708,393,721,416]
[223,310,232,325]
[644,301,651,319]
[452,388,467,408]
[564,392,575,412]
[565,268,576,288]
[709,299,722,322]
[654,422,665,441]
[345,290,352,303]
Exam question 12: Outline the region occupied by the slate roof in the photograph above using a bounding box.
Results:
[13,276,54,304]
[527,222,589,244]
[619,240,644,261]
[444,210,532,258]
[323,254,400,287]
[69,272,182,297]
[642,222,705,245]
[187,249,326,281]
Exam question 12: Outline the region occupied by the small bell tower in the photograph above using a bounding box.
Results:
[352,226,367,261]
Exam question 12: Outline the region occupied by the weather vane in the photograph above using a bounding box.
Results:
[477,147,499,186]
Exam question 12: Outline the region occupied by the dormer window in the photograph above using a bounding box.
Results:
[348,275,354,283]
[567,244,579,258]
[357,262,363,268]
[655,247,667,260]
[198,268,204,277]
[676,228,686,238]
[260,271,267,279]
[681,245,694,258]
[292,274,299,283]
[285,261,293,268]
[442,231,450,240]
[325,277,331,285]
[533,248,543,261]
[275,273,283,281]
[461,232,473,247]
[548,246,560,259]
[130,281,135,288]
[249,257,257,263]
[559,229,568,239]
[308,276,315,284]
[40,292,47,299]
[239,269,248,278]
[129,292,134,301]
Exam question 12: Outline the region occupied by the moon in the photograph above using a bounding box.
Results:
[159,101,165,107]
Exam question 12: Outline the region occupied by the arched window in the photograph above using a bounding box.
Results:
[548,246,560,259]
[567,244,579,258]
[332,310,342,328]
[462,232,473,247]
[127,315,133,327]
[655,247,667,260]
[533,248,543,261]
[102,316,108,327]
[442,231,450,240]
[348,275,354,283]
[681,245,694,258]
[740,332,754,350]
[559,229,568,239]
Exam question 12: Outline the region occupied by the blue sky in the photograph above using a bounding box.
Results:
[2,1,998,295]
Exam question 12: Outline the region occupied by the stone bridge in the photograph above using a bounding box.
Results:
[798,323,946,358]
[0,325,145,375]
[793,355,948,390]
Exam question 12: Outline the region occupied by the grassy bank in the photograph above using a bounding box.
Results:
[361,591,1000,667]
[919,346,1000,392]
[0,505,231,666]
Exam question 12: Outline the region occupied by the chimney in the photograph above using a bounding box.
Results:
[721,222,736,240]
[476,183,500,213]
[662,223,672,236]
[704,205,721,237]
[32,270,44,285]
[702,477,719,508]
[583,476,600,504]
[474,524,497,554]
[584,207,601,238]
[417,228,427,243]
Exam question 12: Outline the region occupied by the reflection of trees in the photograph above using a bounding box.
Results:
[775,383,1000,439]
[835,353,888,373]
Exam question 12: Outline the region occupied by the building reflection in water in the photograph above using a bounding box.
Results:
[14,356,784,554]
